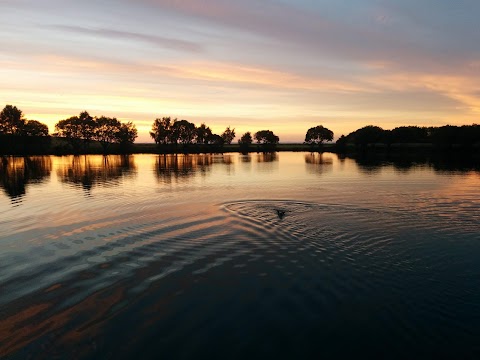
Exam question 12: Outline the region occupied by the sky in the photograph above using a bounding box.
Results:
[1,0,479,142]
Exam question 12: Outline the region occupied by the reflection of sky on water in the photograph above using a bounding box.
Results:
[1,152,480,359]
[0,152,479,213]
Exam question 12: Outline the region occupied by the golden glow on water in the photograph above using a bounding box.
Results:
[1,152,470,212]
[1,152,480,359]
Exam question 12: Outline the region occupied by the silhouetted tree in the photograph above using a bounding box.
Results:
[239,132,252,145]
[254,130,279,152]
[238,131,253,152]
[221,126,236,144]
[254,130,279,144]
[116,122,138,152]
[172,119,196,145]
[78,111,95,149]
[54,116,84,153]
[304,125,334,149]
[348,125,385,148]
[335,135,347,152]
[93,116,121,153]
[54,111,95,153]
[0,107,50,154]
[195,123,212,144]
[150,117,173,145]
[0,105,25,135]
[22,120,49,137]
[458,124,480,148]
[388,126,429,144]
[207,134,224,146]
[429,125,462,149]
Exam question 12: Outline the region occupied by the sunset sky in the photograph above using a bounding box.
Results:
[1,0,479,142]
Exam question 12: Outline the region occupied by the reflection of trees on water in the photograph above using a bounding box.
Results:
[0,156,52,200]
[57,155,136,192]
[353,156,385,175]
[430,156,480,173]
[155,154,215,183]
[348,153,480,174]
[213,154,234,175]
[155,154,235,183]
[305,153,333,174]
[256,152,277,163]
[239,154,252,163]
[215,154,233,165]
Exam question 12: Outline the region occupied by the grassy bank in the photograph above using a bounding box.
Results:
[1,136,478,156]
[130,143,336,153]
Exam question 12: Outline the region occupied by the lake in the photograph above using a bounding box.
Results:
[1,152,479,359]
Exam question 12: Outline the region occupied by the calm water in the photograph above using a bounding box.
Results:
[1,152,479,359]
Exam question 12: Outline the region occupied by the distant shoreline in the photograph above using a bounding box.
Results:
[1,140,479,156]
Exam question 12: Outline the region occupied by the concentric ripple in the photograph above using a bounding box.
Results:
[1,153,480,359]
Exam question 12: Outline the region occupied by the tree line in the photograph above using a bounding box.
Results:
[336,124,480,150]
[2,104,479,154]
[0,105,138,154]
[149,117,280,152]
[0,105,49,136]
[55,111,137,153]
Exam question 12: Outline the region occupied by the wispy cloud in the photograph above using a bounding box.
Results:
[49,25,204,53]
[2,0,480,141]
[134,0,480,72]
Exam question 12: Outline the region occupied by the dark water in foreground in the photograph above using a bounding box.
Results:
[0,153,479,359]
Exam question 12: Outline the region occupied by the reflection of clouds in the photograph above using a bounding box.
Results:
[305,153,333,174]
[0,157,52,201]
[57,155,136,193]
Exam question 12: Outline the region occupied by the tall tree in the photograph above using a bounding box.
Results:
[93,116,121,153]
[22,120,49,137]
[221,126,236,144]
[207,134,224,146]
[195,123,212,144]
[254,130,279,152]
[351,125,385,147]
[78,111,95,147]
[54,111,95,153]
[254,130,279,144]
[388,126,429,144]
[116,122,138,152]
[0,105,26,135]
[150,117,173,144]
[172,119,196,145]
[238,131,253,152]
[304,125,334,146]
[117,122,138,145]
[54,116,84,153]
[238,132,253,145]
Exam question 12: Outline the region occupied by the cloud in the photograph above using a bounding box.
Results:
[132,0,480,73]
[2,0,480,141]
[48,25,204,53]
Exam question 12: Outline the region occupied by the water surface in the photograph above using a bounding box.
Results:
[1,153,479,359]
